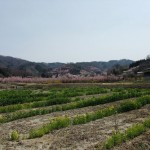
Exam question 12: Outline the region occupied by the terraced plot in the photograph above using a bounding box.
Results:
[0,85,150,150]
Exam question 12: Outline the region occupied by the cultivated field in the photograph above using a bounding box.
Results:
[0,83,150,150]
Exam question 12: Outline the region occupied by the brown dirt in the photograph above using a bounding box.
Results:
[0,103,150,150]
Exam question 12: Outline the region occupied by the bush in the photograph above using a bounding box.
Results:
[118,101,137,112]
[73,115,87,125]
[104,131,125,149]
[125,124,146,139]
[11,130,19,141]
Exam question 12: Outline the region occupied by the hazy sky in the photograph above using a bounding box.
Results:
[0,0,150,63]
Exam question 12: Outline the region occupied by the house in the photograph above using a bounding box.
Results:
[144,68,150,80]
[137,72,144,76]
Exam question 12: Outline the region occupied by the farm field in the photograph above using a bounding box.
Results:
[0,83,150,150]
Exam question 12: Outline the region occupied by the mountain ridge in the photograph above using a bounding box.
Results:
[0,55,133,77]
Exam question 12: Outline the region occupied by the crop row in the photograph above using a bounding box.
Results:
[28,95,150,139]
[0,90,110,113]
[0,88,144,113]
[103,118,150,149]
[0,90,149,123]
[0,87,109,106]
[0,90,48,106]
[0,97,72,113]
[0,91,142,122]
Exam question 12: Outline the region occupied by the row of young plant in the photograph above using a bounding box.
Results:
[37,87,110,100]
[0,88,110,113]
[0,88,131,113]
[0,90,149,123]
[0,86,146,107]
[0,90,32,106]
[1,86,145,107]
[0,97,73,113]
[0,87,110,106]
[103,117,150,149]
[0,89,146,123]
[28,95,150,139]
[0,90,51,106]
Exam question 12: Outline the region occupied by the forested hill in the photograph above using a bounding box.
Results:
[128,58,150,73]
[0,55,133,77]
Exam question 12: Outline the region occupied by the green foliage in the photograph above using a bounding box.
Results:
[73,115,87,125]
[118,101,138,112]
[11,130,19,141]
[29,116,70,138]
[103,118,150,149]
[104,131,125,149]
[118,95,150,113]
[125,124,146,139]
[0,87,109,113]
[1,89,150,123]
[144,119,150,128]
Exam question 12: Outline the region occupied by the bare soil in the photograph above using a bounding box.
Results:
[0,102,150,150]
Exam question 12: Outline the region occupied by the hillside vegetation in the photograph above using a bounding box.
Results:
[0,55,133,77]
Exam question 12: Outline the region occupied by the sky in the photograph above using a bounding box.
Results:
[0,0,150,63]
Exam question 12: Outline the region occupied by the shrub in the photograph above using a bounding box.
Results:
[118,101,137,112]
[11,130,19,141]
[29,128,45,138]
[125,124,146,139]
[50,116,70,130]
[104,131,125,149]
[73,115,87,125]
